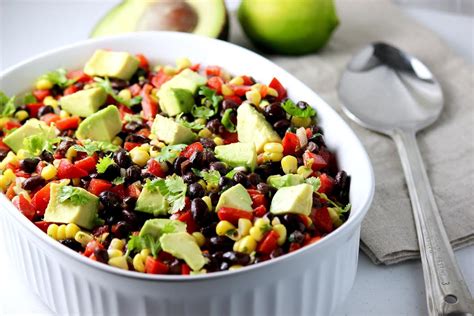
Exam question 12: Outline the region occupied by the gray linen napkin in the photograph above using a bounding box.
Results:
[230,0,474,264]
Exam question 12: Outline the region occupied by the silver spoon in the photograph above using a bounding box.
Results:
[338,42,474,315]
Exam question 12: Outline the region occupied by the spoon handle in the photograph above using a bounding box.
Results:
[392,129,474,316]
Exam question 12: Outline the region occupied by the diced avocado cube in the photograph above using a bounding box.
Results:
[135,186,169,216]
[158,88,195,117]
[215,183,253,212]
[160,232,206,271]
[44,183,101,229]
[215,142,257,170]
[3,119,56,153]
[237,102,281,153]
[84,49,139,80]
[267,174,305,189]
[151,114,196,145]
[76,105,122,142]
[270,183,313,216]
[159,68,207,94]
[59,87,107,117]
[139,219,186,239]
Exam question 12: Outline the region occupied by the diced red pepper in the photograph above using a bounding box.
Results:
[140,84,157,120]
[40,113,60,125]
[241,75,254,85]
[180,142,204,159]
[31,183,51,216]
[207,76,224,94]
[127,184,141,199]
[253,205,267,217]
[135,53,149,70]
[67,70,92,83]
[145,256,169,274]
[224,95,242,105]
[0,139,10,151]
[34,221,50,233]
[57,159,88,179]
[119,104,133,120]
[303,151,327,171]
[32,89,50,102]
[14,170,31,178]
[298,214,312,228]
[150,70,171,89]
[83,240,103,257]
[12,195,35,221]
[282,132,299,155]
[189,64,200,72]
[177,211,198,233]
[249,192,266,208]
[305,236,322,246]
[147,159,166,178]
[217,207,253,225]
[74,156,97,173]
[136,128,150,138]
[181,263,191,275]
[258,230,279,255]
[221,131,239,144]
[88,179,112,196]
[259,85,268,98]
[268,77,287,101]
[26,103,44,118]
[63,85,78,96]
[205,65,221,77]
[55,116,80,131]
[232,85,251,97]
[318,173,334,194]
[4,120,21,130]
[110,184,127,200]
[312,207,333,233]
[124,142,141,151]
[5,183,16,200]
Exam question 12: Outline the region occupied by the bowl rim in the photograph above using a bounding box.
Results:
[0,31,375,282]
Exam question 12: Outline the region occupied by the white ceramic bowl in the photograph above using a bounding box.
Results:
[0,32,374,316]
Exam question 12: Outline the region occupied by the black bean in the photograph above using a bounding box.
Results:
[121,209,138,226]
[180,159,193,175]
[202,150,216,165]
[247,173,261,186]
[201,222,217,237]
[111,221,130,239]
[182,172,198,184]
[218,176,235,191]
[173,156,187,175]
[99,191,121,210]
[334,170,351,205]
[105,214,118,225]
[312,193,323,209]
[188,182,205,199]
[209,236,233,251]
[219,261,230,271]
[288,231,305,244]
[270,247,284,259]
[222,251,251,266]
[189,151,203,167]
[100,163,121,181]
[168,259,181,274]
[199,137,216,150]
[20,158,40,173]
[114,150,131,168]
[209,192,219,206]
[191,198,209,225]
[124,121,143,133]
[22,175,45,191]
[55,138,75,157]
[233,171,248,186]
[92,225,110,236]
[264,102,286,123]
[282,214,305,234]
[210,162,227,175]
[125,134,147,144]
[94,248,109,263]
[39,150,54,163]
[256,183,269,195]
[37,105,54,117]
[273,119,291,137]
[222,99,238,111]
[206,119,225,134]
[0,150,7,162]
[109,78,128,90]
[125,165,142,183]
[59,239,83,252]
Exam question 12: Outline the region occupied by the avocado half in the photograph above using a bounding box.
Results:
[91,0,229,40]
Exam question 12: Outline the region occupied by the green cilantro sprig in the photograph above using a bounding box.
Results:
[23,93,37,105]
[221,109,236,132]
[281,99,316,118]
[58,186,92,206]
[39,68,76,88]
[73,140,119,156]
[192,168,220,186]
[23,129,60,155]
[126,235,161,258]
[94,77,142,108]
[0,91,17,117]
[176,113,205,130]
[144,175,187,213]
[96,155,115,173]
[305,176,351,215]
[190,86,222,119]
[155,144,187,163]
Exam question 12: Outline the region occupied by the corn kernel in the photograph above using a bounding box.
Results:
[250,218,271,242]
[206,182,218,192]
[107,249,123,258]
[297,166,313,178]
[273,224,287,246]
[65,147,77,161]
[245,89,261,106]
[16,149,31,160]
[3,169,15,182]
[153,65,163,72]
[229,76,244,85]
[192,232,206,247]
[43,96,58,108]
[197,179,206,189]
[229,265,243,271]
[112,136,123,146]
[237,218,252,238]
[40,164,57,181]
[176,57,192,69]
[213,137,224,146]
[56,225,67,240]
[266,87,278,97]
[109,238,125,251]
[0,176,9,191]
[271,217,281,226]
[47,224,59,239]
[139,144,151,152]
[108,256,129,270]
[74,231,93,246]
[130,147,150,167]
[263,142,283,153]
[1,152,19,168]
[237,236,257,254]
[118,89,132,102]
[258,99,270,110]
[59,110,70,119]
[163,65,177,76]
[233,240,241,252]
[291,116,312,128]
[14,110,29,122]
[221,84,233,96]
[65,223,80,239]
[198,128,212,138]
[132,253,146,272]
[35,78,53,90]
[140,249,151,258]
[216,220,236,237]
[202,196,213,211]
[281,155,298,174]
[263,152,283,162]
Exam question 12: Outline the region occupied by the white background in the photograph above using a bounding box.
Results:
[0,1,473,315]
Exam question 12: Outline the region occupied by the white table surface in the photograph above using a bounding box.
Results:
[0,1,473,315]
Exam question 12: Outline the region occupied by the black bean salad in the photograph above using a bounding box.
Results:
[0,50,351,274]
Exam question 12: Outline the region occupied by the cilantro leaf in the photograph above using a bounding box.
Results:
[198,86,222,113]
[191,105,215,119]
[225,169,238,179]
[23,129,60,155]
[73,140,119,156]
[281,99,316,118]
[176,113,205,130]
[112,177,125,185]
[221,109,236,133]
[124,113,143,124]
[94,77,142,108]
[126,234,161,258]
[23,93,37,105]
[192,168,220,186]
[155,144,187,163]
[39,68,76,88]
[58,186,92,205]
[162,221,180,234]
[306,177,321,192]
[0,91,17,117]
[96,155,115,173]
[144,176,187,213]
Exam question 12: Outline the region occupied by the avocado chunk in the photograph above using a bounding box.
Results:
[237,102,281,153]
[59,87,107,117]
[215,142,257,170]
[158,88,195,117]
[91,0,229,40]
[269,183,313,216]
[267,174,304,189]
[76,105,122,142]
[139,219,186,239]
[215,183,253,212]
[84,49,139,80]
[160,232,206,271]
[44,183,101,229]
[135,185,169,216]
[151,114,196,145]
[3,119,56,153]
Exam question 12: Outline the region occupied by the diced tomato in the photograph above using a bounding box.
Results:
[74,156,97,173]
[282,132,299,155]
[32,89,50,102]
[312,207,333,233]
[124,142,141,151]
[88,179,112,196]
[26,103,44,118]
[14,170,31,178]
[189,64,200,72]
[31,182,51,215]
[258,230,279,255]
[83,240,103,257]
[180,142,204,159]
[12,195,35,221]
[241,75,254,85]
[57,159,88,179]
[150,70,171,89]
[289,242,301,253]
[4,120,21,130]
[5,183,16,200]
[303,151,327,171]
[110,184,127,200]
[207,76,224,94]
[141,84,158,120]
[232,85,251,97]
[127,184,141,199]
[221,131,239,144]
[177,211,198,233]
[253,205,267,217]
[268,77,287,101]
[181,263,191,275]
[63,85,78,96]
[119,104,133,120]
[40,113,60,125]
[318,173,334,194]
[224,95,242,105]
[56,116,80,130]
[305,236,322,246]
[147,159,166,178]
[34,221,50,233]
[145,256,169,274]
[205,65,221,77]
[248,189,267,208]
[135,53,149,70]
[67,70,92,83]
[217,207,253,225]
